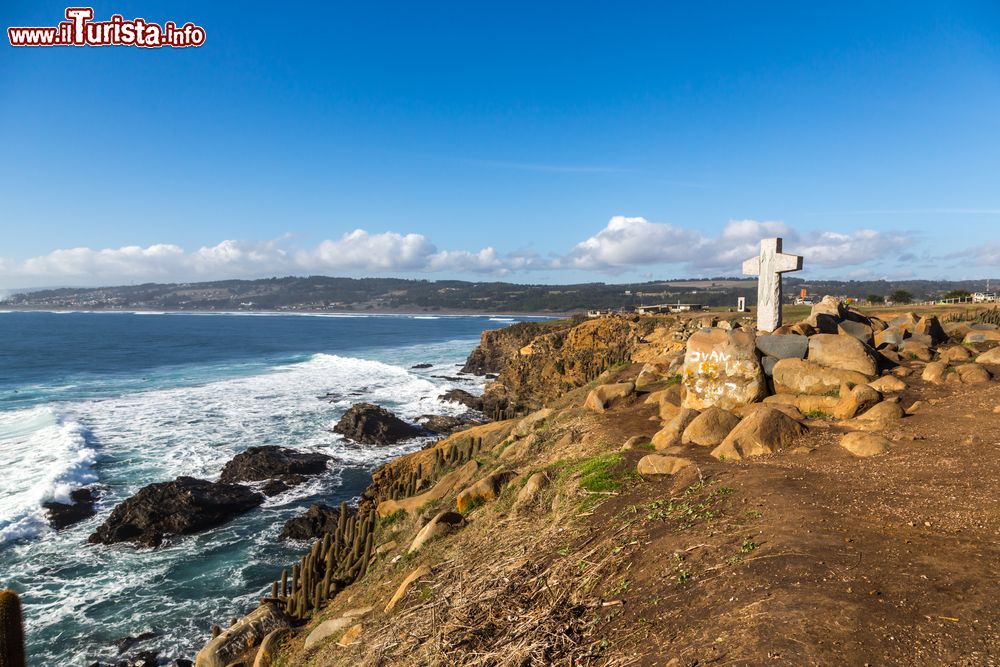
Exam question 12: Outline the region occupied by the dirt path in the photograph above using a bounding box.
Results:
[595,370,1000,666]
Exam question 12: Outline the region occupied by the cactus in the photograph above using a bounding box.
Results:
[280,569,288,598]
[270,581,278,599]
[210,624,222,639]
[0,589,26,667]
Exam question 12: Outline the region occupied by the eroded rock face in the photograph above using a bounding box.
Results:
[219,446,330,485]
[89,477,263,547]
[333,403,424,445]
[461,321,569,375]
[682,328,765,411]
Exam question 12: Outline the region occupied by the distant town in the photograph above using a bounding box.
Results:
[2,275,996,314]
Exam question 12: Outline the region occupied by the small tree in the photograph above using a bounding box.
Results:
[866,294,884,304]
[889,290,913,304]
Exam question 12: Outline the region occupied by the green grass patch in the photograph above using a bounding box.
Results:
[379,509,406,528]
[573,453,626,493]
[802,409,834,420]
[664,374,682,386]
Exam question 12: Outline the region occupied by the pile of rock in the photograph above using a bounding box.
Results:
[604,296,997,467]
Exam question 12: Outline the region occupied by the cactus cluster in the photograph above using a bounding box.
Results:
[433,437,483,470]
[976,307,1000,326]
[490,403,523,421]
[386,463,428,500]
[0,589,26,667]
[267,502,376,621]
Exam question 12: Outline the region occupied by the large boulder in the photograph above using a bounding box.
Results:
[682,328,765,411]
[833,383,882,420]
[636,455,693,476]
[755,334,808,360]
[840,432,890,457]
[977,347,1000,364]
[771,358,871,395]
[807,334,878,376]
[455,471,518,512]
[333,403,424,445]
[652,408,699,449]
[681,407,740,446]
[964,329,1000,344]
[89,477,263,548]
[583,382,635,413]
[195,602,290,667]
[711,407,806,461]
[955,363,992,384]
[512,472,550,514]
[219,446,330,494]
[914,316,948,345]
[408,511,465,553]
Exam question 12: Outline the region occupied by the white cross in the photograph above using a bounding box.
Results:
[742,237,803,332]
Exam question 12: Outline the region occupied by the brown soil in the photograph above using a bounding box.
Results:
[274,357,1000,667]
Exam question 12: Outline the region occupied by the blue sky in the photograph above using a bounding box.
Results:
[1,1,999,288]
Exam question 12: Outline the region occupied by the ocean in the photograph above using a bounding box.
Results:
[0,310,531,665]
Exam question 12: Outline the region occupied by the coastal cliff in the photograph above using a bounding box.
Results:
[194,306,1000,667]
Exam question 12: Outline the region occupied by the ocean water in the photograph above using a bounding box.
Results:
[0,311,534,665]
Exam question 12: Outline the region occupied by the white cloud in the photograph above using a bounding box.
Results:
[562,216,701,270]
[0,217,918,288]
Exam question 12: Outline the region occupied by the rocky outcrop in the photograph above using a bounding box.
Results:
[461,321,573,375]
[438,389,484,412]
[219,446,330,496]
[278,503,351,542]
[333,403,424,445]
[418,414,473,434]
[89,477,264,547]
[481,316,640,417]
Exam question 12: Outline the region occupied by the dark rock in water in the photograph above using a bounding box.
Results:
[44,487,98,529]
[114,631,157,654]
[439,389,483,411]
[278,503,353,541]
[411,363,433,369]
[124,651,158,667]
[431,375,467,382]
[172,660,193,667]
[219,446,330,485]
[258,475,307,497]
[333,403,424,445]
[485,373,498,380]
[419,414,467,434]
[88,650,159,667]
[88,477,264,548]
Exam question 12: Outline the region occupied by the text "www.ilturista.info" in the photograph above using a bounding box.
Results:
[8,7,206,48]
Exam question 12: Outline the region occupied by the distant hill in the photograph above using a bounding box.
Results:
[2,275,996,313]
